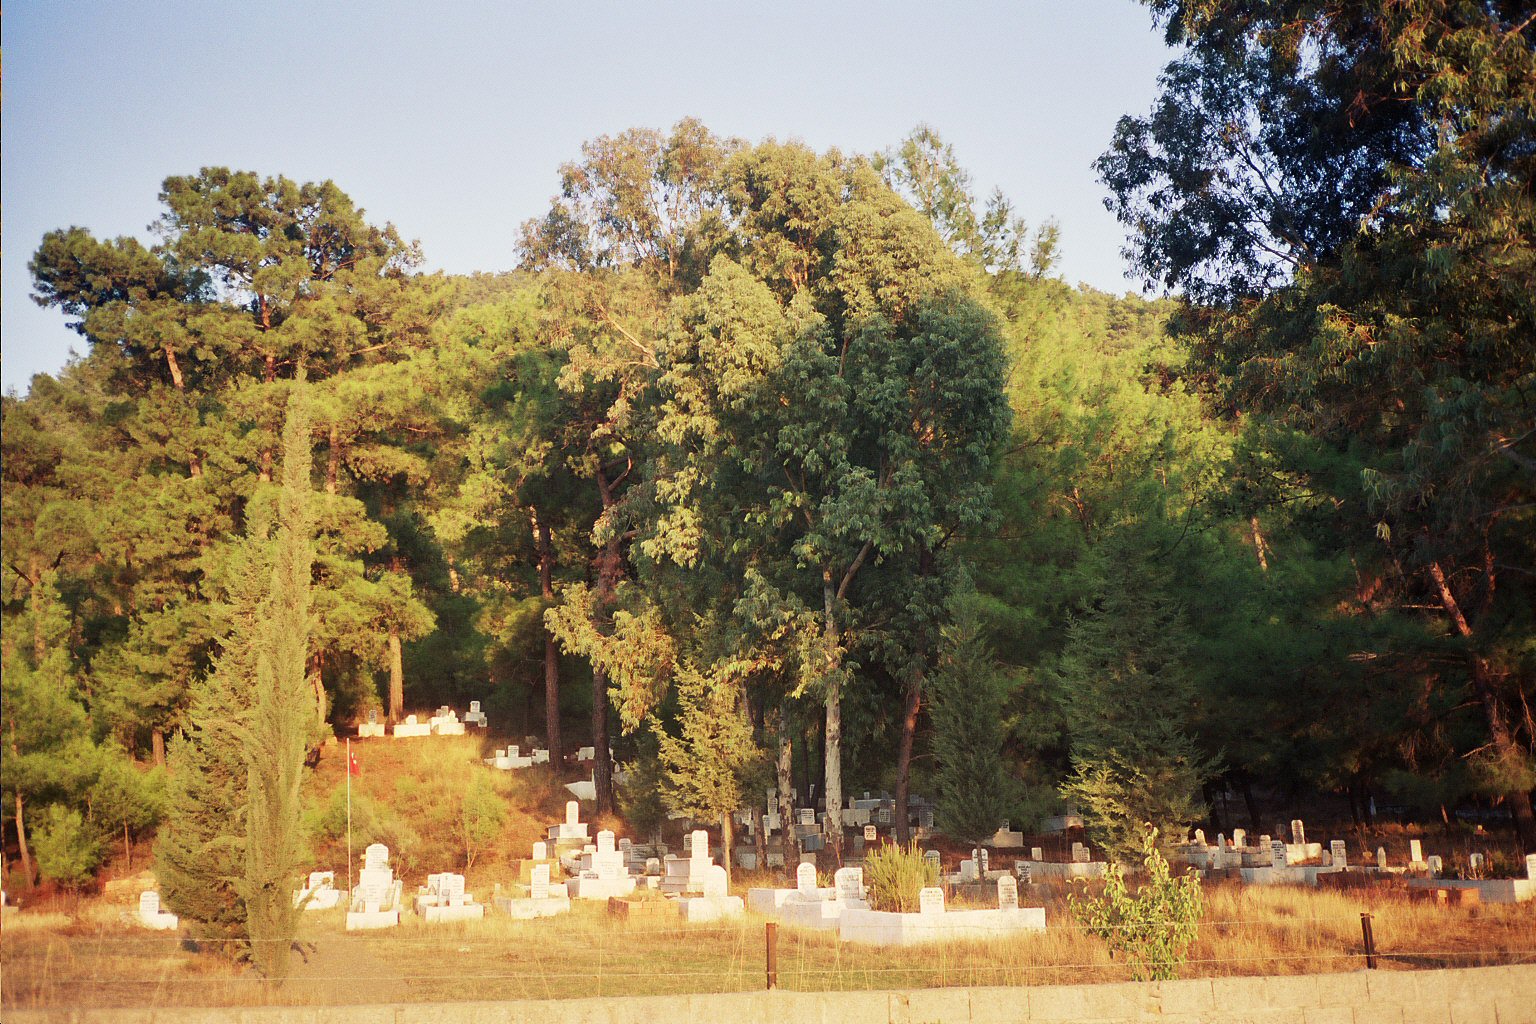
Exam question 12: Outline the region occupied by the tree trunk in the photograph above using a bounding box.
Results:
[151,728,166,767]
[754,808,768,876]
[124,821,133,871]
[1240,774,1261,834]
[776,706,797,878]
[164,348,202,477]
[309,653,327,729]
[822,575,844,863]
[721,813,735,887]
[15,792,34,888]
[592,666,613,815]
[388,627,404,723]
[537,514,561,765]
[1428,561,1536,851]
[259,353,277,483]
[894,668,922,845]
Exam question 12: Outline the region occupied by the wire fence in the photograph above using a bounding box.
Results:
[4,904,1533,1010]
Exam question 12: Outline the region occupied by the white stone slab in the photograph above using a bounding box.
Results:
[839,906,1046,945]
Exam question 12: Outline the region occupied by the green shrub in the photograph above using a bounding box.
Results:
[458,774,506,869]
[1068,826,1203,981]
[864,841,939,912]
[34,804,103,889]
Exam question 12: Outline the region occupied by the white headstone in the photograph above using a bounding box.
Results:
[690,830,710,864]
[1409,839,1423,865]
[1271,840,1288,869]
[923,850,941,870]
[597,830,616,854]
[1193,829,1206,846]
[1427,855,1443,877]
[1290,819,1306,845]
[979,848,990,873]
[1217,833,1226,849]
[530,863,550,900]
[1526,853,1536,881]
[1377,847,1388,870]
[1030,846,1043,861]
[139,891,160,915]
[533,841,547,860]
[918,887,945,914]
[1232,828,1246,849]
[565,801,580,826]
[796,861,817,895]
[1470,852,1485,874]
[997,874,1019,911]
[470,700,481,713]
[1016,862,1032,885]
[1072,842,1090,863]
[702,864,729,898]
[834,866,863,903]
[798,808,816,827]
[1259,834,1270,850]
[364,843,389,869]
[863,824,877,842]
[1330,840,1348,868]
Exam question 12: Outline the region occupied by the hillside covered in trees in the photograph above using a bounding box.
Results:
[4,0,1533,893]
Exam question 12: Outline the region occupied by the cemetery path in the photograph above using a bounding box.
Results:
[288,933,409,1003]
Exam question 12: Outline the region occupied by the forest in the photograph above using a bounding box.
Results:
[3,0,1533,898]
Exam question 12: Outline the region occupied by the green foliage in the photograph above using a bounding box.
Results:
[929,600,1012,849]
[240,376,316,980]
[617,731,670,845]
[656,666,762,825]
[33,805,103,889]
[1068,827,1203,982]
[457,774,506,870]
[863,841,939,913]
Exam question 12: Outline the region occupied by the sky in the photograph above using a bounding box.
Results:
[1,1,1174,394]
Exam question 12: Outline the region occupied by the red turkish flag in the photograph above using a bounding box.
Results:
[348,750,361,778]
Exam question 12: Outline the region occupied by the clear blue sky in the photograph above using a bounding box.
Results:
[2,1,1173,394]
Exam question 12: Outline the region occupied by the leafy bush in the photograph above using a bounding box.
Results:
[863,841,939,912]
[34,804,103,889]
[1068,826,1203,981]
[458,774,506,869]
[304,786,422,876]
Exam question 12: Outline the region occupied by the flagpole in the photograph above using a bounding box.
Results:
[346,736,353,900]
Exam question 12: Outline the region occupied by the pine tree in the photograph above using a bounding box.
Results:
[1056,542,1214,862]
[929,601,1012,850]
[241,371,316,979]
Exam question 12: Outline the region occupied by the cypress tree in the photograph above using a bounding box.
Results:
[241,370,316,979]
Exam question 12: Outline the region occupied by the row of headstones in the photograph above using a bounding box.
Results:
[908,877,1020,915]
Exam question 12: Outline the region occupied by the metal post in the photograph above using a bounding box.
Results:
[766,921,778,990]
[1360,912,1377,969]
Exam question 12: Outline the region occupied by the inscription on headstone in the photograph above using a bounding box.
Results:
[1270,840,1288,869]
[1330,840,1347,868]
[918,887,944,914]
[796,861,817,895]
[864,824,877,842]
[530,863,550,901]
[997,874,1019,911]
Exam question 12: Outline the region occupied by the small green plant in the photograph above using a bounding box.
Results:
[458,774,507,870]
[33,805,103,889]
[864,841,939,912]
[1068,825,1203,981]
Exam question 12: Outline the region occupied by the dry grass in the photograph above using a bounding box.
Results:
[4,877,1532,1010]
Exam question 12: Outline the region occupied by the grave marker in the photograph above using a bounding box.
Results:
[1330,840,1347,868]
[1470,852,1485,874]
[918,887,945,914]
[566,801,580,825]
[1377,847,1388,870]
[1427,855,1443,877]
[835,867,863,903]
[530,863,550,900]
[1016,863,1032,885]
[1233,828,1246,849]
[797,861,818,895]
[1290,819,1306,845]
[1030,846,1043,861]
[997,874,1019,911]
[1409,839,1423,865]
[1526,853,1536,881]
[1193,829,1206,846]
[798,808,816,827]
[864,824,877,842]
[1271,840,1288,869]
[533,841,547,860]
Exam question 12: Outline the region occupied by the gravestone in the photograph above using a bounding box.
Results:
[1290,819,1306,845]
[1016,862,1032,885]
[918,887,944,914]
[979,848,990,874]
[923,850,941,872]
[1330,840,1347,868]
[1217,833,1226,849]
[1409,839,1424,865]
[834,866,863,903]
[1377,847,1388,870]
[798,808,816,827]
[1193,829,1206,846]
[997,874,1019,911]
[533,841,547,860]
[364,842,389,870]
[597,830,616,854]
[797,861,818,895]
[1233,828,1246,849]
[1427,855,1443,877]
[1030,846,1043,861]
[1072,842,1090,863]
[566,801,580,826]
[701,864,729,898]
[1470,852,1485,874]
[530,862,551,900]
[1258,834,1271,850]
[917,806,934,829]
[139,891,160,916]
[864,824,877,842]
[1271,840,1288,870]
[1526,853,1536,880]
[368,709,377,723]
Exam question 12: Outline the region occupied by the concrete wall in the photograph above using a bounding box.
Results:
[9,964,1534,1024]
